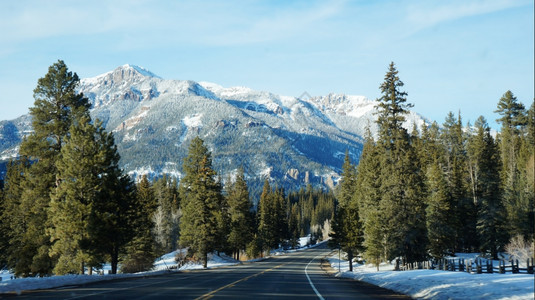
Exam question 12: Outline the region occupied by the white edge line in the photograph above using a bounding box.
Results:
[305,253,325,300]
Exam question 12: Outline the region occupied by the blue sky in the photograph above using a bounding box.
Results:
[1,0,533,129]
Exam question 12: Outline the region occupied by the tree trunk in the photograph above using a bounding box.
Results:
[203,252,208,269]
[348,250,353,272]
[111,248,119,274]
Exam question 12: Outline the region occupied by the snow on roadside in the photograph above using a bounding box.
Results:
[327,254,534,300]
[0,273,140,295]
[0,250,238,295]
[177,252,239,271]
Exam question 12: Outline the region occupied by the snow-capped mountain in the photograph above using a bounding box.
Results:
[0,64,427,194]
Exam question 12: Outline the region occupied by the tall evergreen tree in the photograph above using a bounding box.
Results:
[85,124,137,274]
[121,175,158,273]
[288,203,300,248]
[354,129,384,269]
[375,62,427,263]
[226,168,254,260]
[0,159,30,272]
[258,179,277,252]
[468,117,508,259]
[179,137,222,268]
[517,102,535,238]
[49,115,104,275]
[49,115,136,275]
[15,60,90,276]
[425,160,456,258]
[216,176,231,255]
[495,91,530,239]
[330,152,362,271]
[274,187,289,246]
[440,112,472,252]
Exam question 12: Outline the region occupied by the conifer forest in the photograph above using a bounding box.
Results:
[0,60,533,277]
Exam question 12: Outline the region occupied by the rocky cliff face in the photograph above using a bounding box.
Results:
[0,65,427,194]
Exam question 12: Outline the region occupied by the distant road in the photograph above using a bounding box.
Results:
[5,244,410,299]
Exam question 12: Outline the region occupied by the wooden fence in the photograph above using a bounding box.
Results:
[395,257,534,275]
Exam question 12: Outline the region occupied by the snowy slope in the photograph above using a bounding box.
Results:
[0,65,429,193]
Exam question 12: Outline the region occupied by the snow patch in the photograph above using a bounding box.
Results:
[183,114,203,128]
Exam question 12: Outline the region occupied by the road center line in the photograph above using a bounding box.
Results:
[305,253,325,300]
[195,262,288,300]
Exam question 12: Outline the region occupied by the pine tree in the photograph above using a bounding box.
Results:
[153,175,181,254]
[216,177,231,255]
[13,60,91,276]
[121,175,158,273]
[258,179,277,252]
[274,187,289,246]
[226,168,254,260]
[179,137,222,268]
[440,112,472,252]
[49,115,103,275]
[0,159,30,271]
[330,152,362,271]
[516,102,535,238]
[374,62,427,264]
[288,203,300,248]
[495,91,530,239]
[48,115,136,275]
[85,124,137,274]
[425,160,456,258]
[376,62,413,138]
[354,129,384,269]
[495,91,527,129]
[469,117,508,259]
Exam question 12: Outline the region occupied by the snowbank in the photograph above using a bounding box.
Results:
[0,250,238,295]
[327,254,534,300]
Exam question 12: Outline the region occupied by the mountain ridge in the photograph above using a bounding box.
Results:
[0,65,428,194]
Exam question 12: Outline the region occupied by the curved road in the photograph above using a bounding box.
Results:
[4,244,410,299]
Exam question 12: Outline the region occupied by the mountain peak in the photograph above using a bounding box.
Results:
[81,64,161,88]
[119,64,161,79]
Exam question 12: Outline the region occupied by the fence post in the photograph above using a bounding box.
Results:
[467,259,472,273]
[512,260,519,274]
[459,258,465,272]
[476,258,482,274]
[499,260,505,274]
[486,260,493,274]
[528,258,534,274]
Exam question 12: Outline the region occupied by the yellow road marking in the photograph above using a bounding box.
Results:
[195,262,288,300]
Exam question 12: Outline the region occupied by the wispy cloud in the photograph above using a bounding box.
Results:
[0,0,347,53]
[199,1,346,46]
[405,0,531,33]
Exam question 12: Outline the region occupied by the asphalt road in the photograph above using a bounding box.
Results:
[3,244,410,299]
